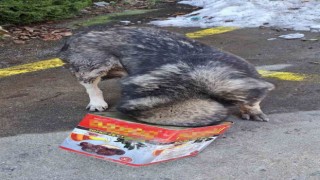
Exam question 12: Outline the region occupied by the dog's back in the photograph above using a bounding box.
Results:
[60,27,258,76]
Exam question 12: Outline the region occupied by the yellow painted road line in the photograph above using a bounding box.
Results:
[258,70,308,81]
[0,58,65,78]
[186,27,238,39]
[0,58,317,82]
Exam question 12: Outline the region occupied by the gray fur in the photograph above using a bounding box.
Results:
[131,98,228,127]
[59,27,274,126]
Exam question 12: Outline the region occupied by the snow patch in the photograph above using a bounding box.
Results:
[151,0,320,31]
[279,33,305,39]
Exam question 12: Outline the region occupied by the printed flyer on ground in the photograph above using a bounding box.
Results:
[60,113,232,166]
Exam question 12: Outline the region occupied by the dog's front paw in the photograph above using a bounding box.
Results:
[241,112,269,122]
[86,101,108,112]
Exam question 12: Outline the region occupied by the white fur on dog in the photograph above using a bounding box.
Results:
[80,78,108,112]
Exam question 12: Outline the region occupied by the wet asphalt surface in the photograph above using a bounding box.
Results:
[1,6,320,180]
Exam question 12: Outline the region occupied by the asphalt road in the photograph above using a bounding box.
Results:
[1,25,320,179]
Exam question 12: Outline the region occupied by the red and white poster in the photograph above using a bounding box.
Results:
[60,113,232,166]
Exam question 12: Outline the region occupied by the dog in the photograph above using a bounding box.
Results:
[59,27,274,127]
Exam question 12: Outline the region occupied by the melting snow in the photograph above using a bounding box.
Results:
[278,33,305,39]
[151,0,320,32]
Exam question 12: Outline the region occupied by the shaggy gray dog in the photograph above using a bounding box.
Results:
[59,27,274,126]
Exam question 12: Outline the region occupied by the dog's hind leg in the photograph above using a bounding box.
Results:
[79,77,108,112]
[221,79,274,122]
[118,98,228,127]
[238,83,274,121]
[239,101,267,121]
[190,65,275,122]
[193,71,274,121]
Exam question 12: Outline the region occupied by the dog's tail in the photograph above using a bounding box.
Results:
[118,98,229,127]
